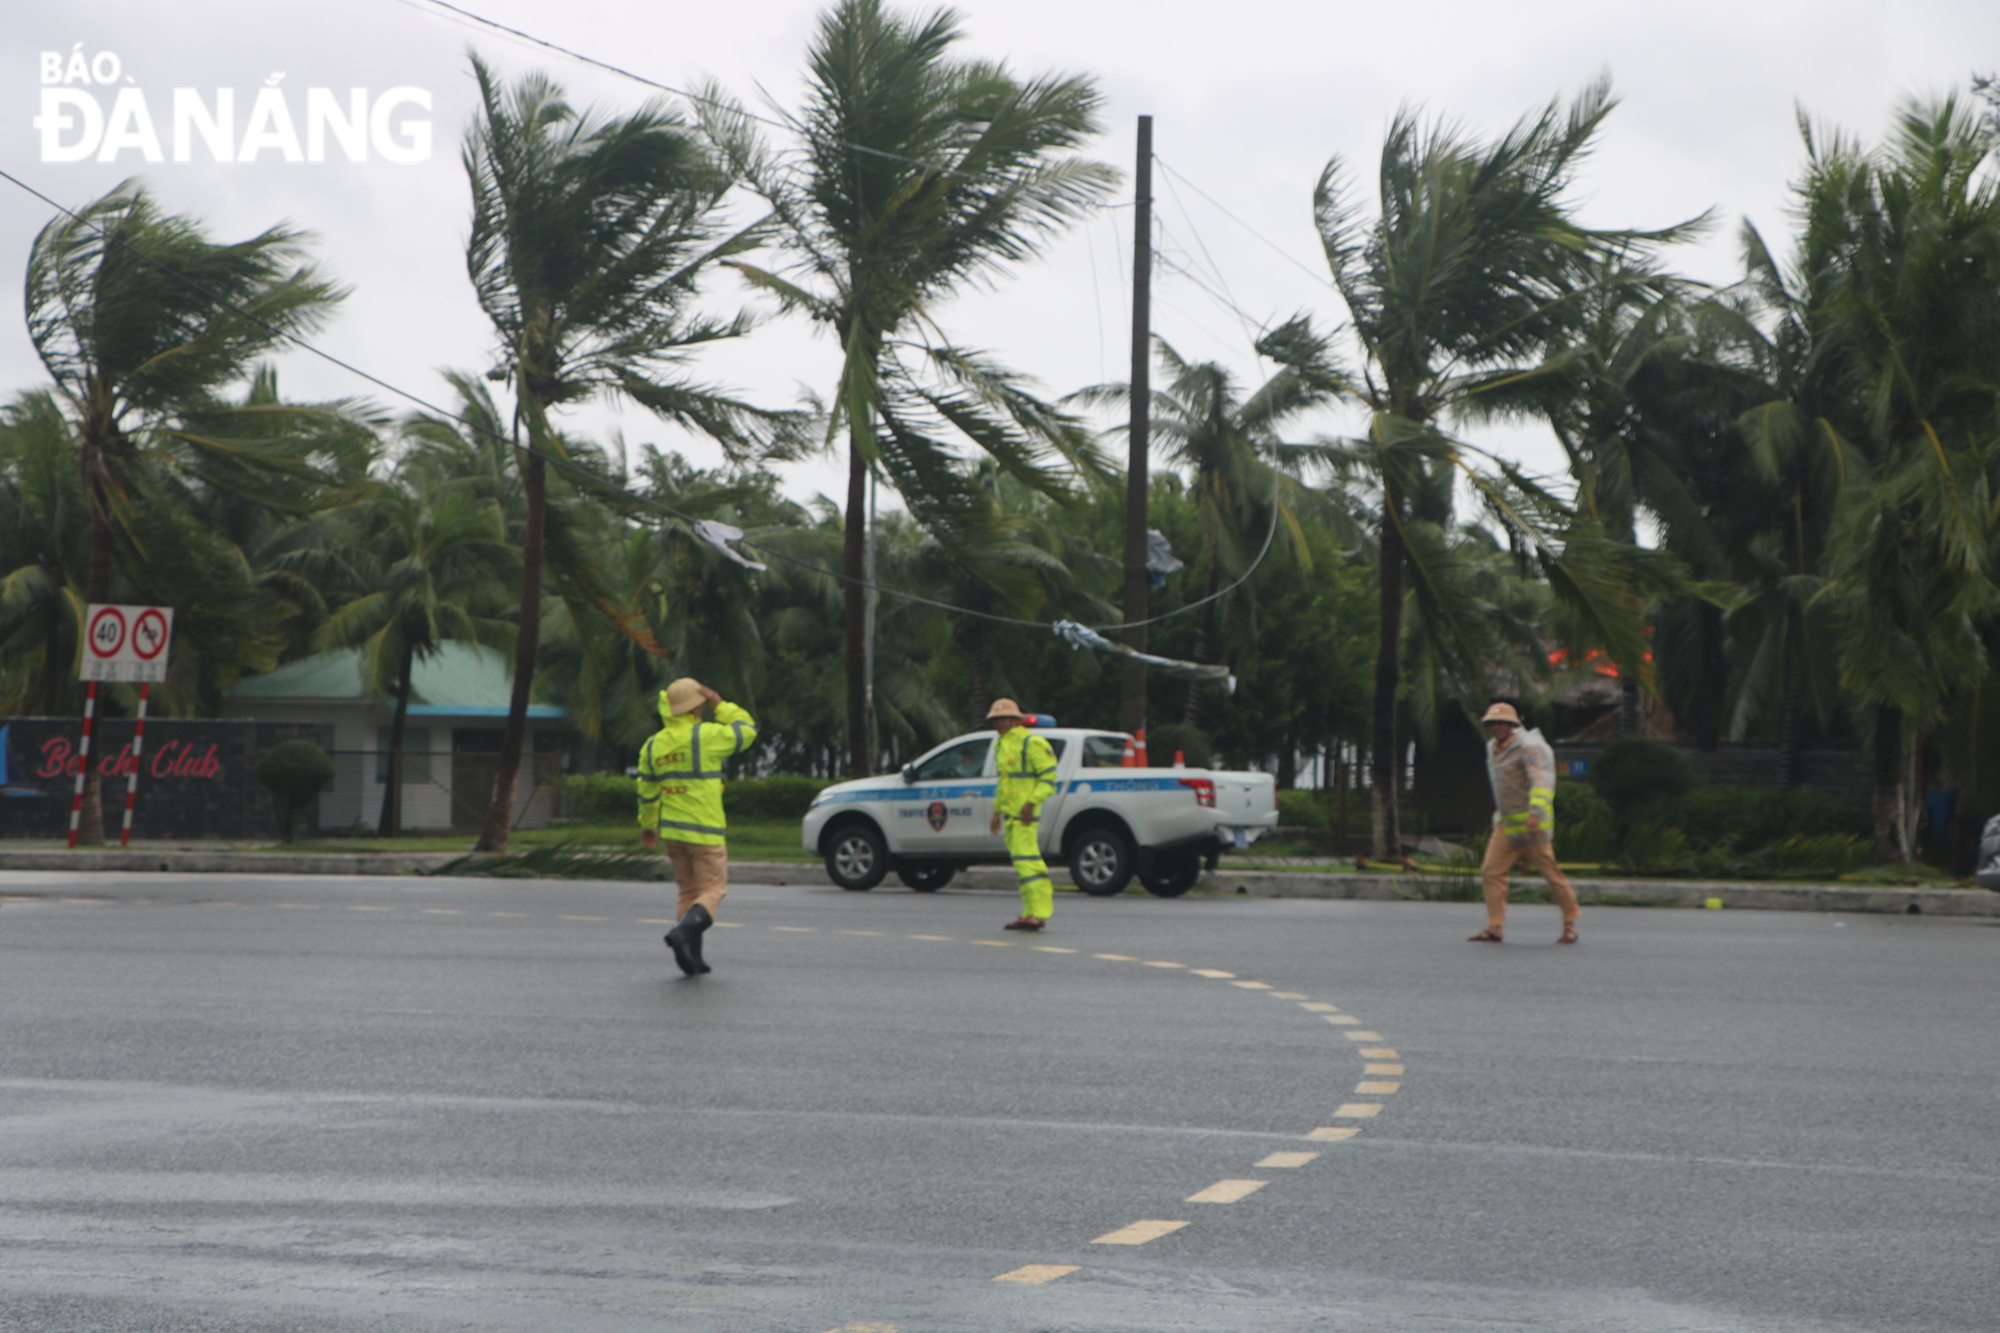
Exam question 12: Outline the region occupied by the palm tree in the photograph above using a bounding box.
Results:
[22,184,345,840]
[1786,96,2000,859]
[0,391,88,718]
[696,0,1117,776]
[461,54,787,851]
[289,463,517,834]
[1299,79,1702,859]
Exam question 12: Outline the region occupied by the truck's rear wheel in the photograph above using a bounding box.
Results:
[1069,826,1133,896]
[897,862,955,892]
[1139,849,1202,897]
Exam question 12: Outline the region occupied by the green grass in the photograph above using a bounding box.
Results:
[269,816,818,863]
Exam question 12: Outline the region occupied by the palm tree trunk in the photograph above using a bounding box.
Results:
[477,448,545,853]
[76,445,115,847]
[378,646,414,837]
[1370,485,1405,861]
[1872,706,1908,862]
[843,442,872,778]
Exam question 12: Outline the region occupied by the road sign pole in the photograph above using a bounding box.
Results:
[119,681,150,848]
[67,681,98,849]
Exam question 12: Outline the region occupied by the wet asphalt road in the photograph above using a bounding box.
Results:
[0,870,1994,1333]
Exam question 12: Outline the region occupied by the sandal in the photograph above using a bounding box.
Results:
[1557,924,1579,945]
[1002,916,1047,932]
[1467,928,1504,943]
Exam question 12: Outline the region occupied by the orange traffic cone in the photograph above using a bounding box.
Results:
[1133,729,1149,767]
[1120,734,1138,767]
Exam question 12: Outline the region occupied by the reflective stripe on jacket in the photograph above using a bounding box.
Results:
[995,726,1058,817]
[1486,726,1557,841]
[635,701,758,845]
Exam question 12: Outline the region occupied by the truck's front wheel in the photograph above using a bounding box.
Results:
[825,822,888,891]
[1069,826,1134,896]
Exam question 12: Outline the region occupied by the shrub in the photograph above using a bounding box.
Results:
[557,773,635,821]
[1658,786,1870,853]
[1277,789,1329,828]
[1590,736,1697,825]
[1730,833,1875,879]
[254,739,335,843]
[559,772,832,824]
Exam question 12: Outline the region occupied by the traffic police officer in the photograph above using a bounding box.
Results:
[986,698,1058,931]
[637,677,758,974]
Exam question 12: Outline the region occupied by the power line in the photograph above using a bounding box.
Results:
[1152,154,1341,294]
[0,165,1275,637]
[403,0,1020,187]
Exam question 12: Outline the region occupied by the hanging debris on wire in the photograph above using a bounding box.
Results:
[1052,620,1235,692]
[1145,529,1184,587]
[693,520,768,571]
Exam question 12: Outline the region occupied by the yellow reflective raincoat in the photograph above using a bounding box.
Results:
[635,692,758,846]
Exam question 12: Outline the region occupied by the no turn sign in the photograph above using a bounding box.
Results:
[81,604,174,683]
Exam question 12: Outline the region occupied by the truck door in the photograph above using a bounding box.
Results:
[899,736,993,855]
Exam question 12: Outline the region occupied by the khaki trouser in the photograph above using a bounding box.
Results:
[664,839,728,917]
[1480,824,1579,932]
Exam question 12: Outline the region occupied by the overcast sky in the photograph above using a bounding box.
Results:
[2,0,1991,508]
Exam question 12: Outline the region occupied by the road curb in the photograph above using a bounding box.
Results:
[1,850,1994,916]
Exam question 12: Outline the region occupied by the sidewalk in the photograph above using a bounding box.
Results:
[1,846,1995,917]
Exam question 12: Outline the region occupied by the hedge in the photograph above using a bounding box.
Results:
[558,772,832,823]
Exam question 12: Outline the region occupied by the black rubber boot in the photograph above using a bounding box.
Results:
[664,903,714,976]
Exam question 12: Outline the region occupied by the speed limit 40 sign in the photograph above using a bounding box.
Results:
[82,604,174,683]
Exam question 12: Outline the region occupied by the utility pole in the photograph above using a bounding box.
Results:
[1119,114,1153,736]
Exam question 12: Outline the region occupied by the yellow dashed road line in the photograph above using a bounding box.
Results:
[1332,1103,1383,1118]
[1365,1063,1404,1075]
[1191,968,1235,978]
[1343,1031,1383,1041]
[1256,1152,1320,1169]
[1356,1081,1401,1095]
[1307,1126,1362,1141]
[1186,1179,1267,1203]
[993,1265,1078,1284]
[1091,1219,1188,1245]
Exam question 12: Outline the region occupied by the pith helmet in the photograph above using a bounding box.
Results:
[663,678,706,717]
[985,697,1026,721]
[1480,701,1522,725]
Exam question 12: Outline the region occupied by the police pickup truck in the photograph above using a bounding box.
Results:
[801,724,1279,896]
